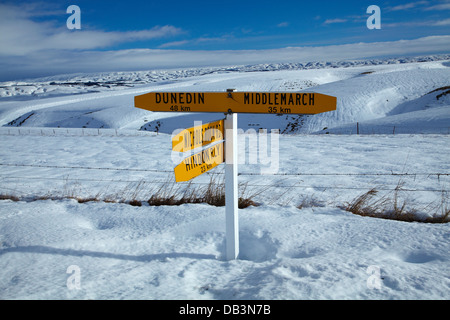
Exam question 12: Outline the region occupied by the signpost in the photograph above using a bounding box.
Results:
[135,89,337,260]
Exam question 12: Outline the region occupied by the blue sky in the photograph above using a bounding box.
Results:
[0,0,449,80]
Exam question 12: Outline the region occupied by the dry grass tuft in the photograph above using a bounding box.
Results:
[297,194,325,209]
[423,191,449,223]
[128,199,142,207]
[76,197,99,204]
[0,194,20,202]
[343,182,449,223]
[145,174,260,209]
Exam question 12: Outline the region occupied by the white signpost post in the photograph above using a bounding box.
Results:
[224,111,239,260]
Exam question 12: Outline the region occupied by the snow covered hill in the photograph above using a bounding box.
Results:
[319,85,450,134]
[1,55,449,134]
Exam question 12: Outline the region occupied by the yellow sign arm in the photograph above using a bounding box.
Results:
[135,91,336,115]
[174,142,224,182]
[171,119,224,153]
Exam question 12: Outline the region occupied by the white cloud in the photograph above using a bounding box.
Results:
[277,22,289,28]
[2,35,449,81]
[196,36,232,43]
[386,1,428,11]
[432,18,450,26]
[384,18,450,27]
[158,34,235,48]
[0,3,184,56]
[323,19,348,25]
[158,40,190,48]
[424,3,450,10]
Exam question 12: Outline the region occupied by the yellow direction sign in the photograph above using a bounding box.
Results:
[172,119,224,153]
[174,142,224,182]
[135,91,336,115]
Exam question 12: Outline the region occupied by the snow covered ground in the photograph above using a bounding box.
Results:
[0,55,449,300]
[0,195,448,300]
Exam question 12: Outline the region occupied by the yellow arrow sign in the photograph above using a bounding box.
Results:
[172,119,224,153]
[135,91,336,115]
[174,142,224,182]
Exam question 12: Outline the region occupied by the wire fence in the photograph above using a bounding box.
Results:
[1,162,448,178]
[0,162,448,193]
[1,127,448,200]
[1,161,447,219]
[2,125,450,137]
[322,123,450,135]
[0,127,157,137]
